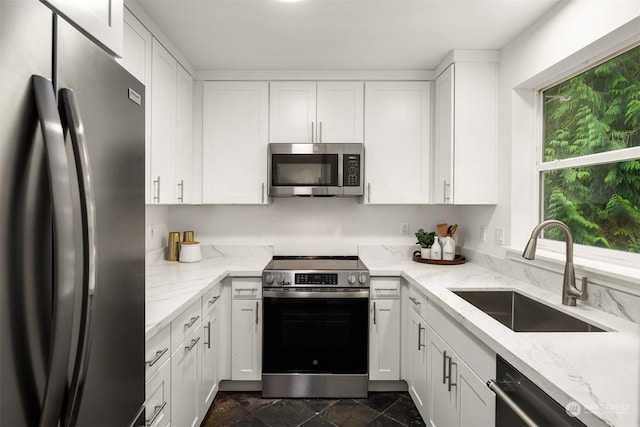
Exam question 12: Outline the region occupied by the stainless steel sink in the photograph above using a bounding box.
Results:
[452,290,606,332]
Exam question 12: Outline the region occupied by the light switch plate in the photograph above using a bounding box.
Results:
[495,227,505,245]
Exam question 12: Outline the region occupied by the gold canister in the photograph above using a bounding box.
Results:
[183,230,195,242]
[167,232,180,261]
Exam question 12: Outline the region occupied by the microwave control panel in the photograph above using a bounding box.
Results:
[343,154,361,187]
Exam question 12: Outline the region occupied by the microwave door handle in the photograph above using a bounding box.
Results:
[32,75,77,427]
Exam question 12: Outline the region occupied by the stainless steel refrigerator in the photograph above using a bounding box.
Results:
[1,0,145,425]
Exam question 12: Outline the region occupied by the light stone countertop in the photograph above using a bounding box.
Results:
[358,245,640,427]
[145,244,639,426]
[145,245,273,339]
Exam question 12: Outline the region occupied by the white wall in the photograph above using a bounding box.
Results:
[164,200,457,255]
[460,0,640,258]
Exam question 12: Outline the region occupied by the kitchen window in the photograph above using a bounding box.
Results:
[538,45,640,260]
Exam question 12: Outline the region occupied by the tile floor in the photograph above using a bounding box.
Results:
[201,391,426,427]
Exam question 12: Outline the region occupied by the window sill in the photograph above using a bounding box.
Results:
[505,246,640,297]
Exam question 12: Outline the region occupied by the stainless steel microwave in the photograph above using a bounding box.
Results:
[268,143,364,197]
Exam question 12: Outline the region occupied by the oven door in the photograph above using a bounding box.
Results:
[262,289,369,375]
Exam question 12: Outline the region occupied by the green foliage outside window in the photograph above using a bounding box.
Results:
[543,45,640,253]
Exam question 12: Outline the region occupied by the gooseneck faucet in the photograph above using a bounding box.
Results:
[522,220,585,306]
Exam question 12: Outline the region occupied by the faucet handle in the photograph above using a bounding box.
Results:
[579,276,588,301]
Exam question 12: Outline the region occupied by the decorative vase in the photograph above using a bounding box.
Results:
[420,247,431,259]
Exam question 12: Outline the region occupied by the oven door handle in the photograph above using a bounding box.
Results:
[263,289,370,299]
[487,380,539,427]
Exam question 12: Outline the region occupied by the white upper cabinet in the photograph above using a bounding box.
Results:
[176,65,195,204]
[269,81,364,143]
[40,0,123,57]
[202,82,269,204]
[364,81,431,204]
[316,82,364,143]
[433,53,498,204]
[150,38,177,204]
[149,38,195,204]
[118,9,152,203]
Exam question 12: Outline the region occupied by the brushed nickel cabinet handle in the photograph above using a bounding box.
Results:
[319,121,323,142]
[367,183,371,203]
[255,301,259,325]
[262,182,265,204]
[145,401,167,426]
[444,180,450,202]
[153,176,160,203]
[184,315,200,329]
[418,323,425,350]
[311,121,314,143]
[177,180,184,203]
[443,350,448,384]
[373,302,377,325]
[185,336,200,352]
[208,296,220,305]
[409,296,421,306]
[204,321,211,349]
[145,347,168,367]
[448,359,457,392]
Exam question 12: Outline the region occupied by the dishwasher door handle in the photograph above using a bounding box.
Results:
[487,380,539,427]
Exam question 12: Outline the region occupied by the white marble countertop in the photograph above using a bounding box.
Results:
[358,245,640,427]
[145,244,639,426]
[145,245,273,338]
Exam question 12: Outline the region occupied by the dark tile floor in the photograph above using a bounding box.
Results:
[201,391,426,427]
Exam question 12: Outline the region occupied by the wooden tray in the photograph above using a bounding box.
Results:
[412,252,466,265]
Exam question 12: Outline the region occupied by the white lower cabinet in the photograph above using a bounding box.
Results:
[145,358,171,427]
[231,278,262,381]
[427,327,495,427]
[401,284,496,426]
[201,287,221,419]
[408,307,429,420]
[369,278,401,381]
[171,325,202,427]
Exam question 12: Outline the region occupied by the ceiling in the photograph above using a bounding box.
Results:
[130,0,561,71]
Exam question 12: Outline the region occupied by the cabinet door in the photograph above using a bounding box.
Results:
[364,82,431,204]
[458,357,495,427]
[409,309,428,421]
[231,299,262,381]
[145,359,171,427]
[269,81,317,143]
[172,327,202,427]
[202,82,269,204]
[428,328,458,427]
[433,64,454,204]
[150,38,176,204]
[175,65,195,203]
[118,9,153,203]
[369,299,400,381]
[201,304,220,419]
[40,0,123,56]
[316,82,363,143]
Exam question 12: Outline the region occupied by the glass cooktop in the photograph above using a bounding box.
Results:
[266,256,367,271]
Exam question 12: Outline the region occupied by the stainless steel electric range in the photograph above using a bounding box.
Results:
[261,256,370,398]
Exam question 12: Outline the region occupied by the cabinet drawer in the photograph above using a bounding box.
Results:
[232,278,262,299]
[171,299,202,352]
[145,326,170,382]
[145,358,171,427]
[370,277,400,299]
[202,283,221,316]
[427,300,495,381]
[408,285,428,319]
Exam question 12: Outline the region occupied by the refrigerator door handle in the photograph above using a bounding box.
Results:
[32,75,77,427]
[59,87,99,427]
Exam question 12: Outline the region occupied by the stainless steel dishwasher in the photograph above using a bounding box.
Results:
[488,356,586,427]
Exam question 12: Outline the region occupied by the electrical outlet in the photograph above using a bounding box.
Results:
[400,222,409,235]
[495,227,505,246]
[480,225,487,242]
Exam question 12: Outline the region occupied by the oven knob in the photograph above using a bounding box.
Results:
[265,274,275,284]
[358,274,368,284]
[348,274,357,285]
[276,274,285,285]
